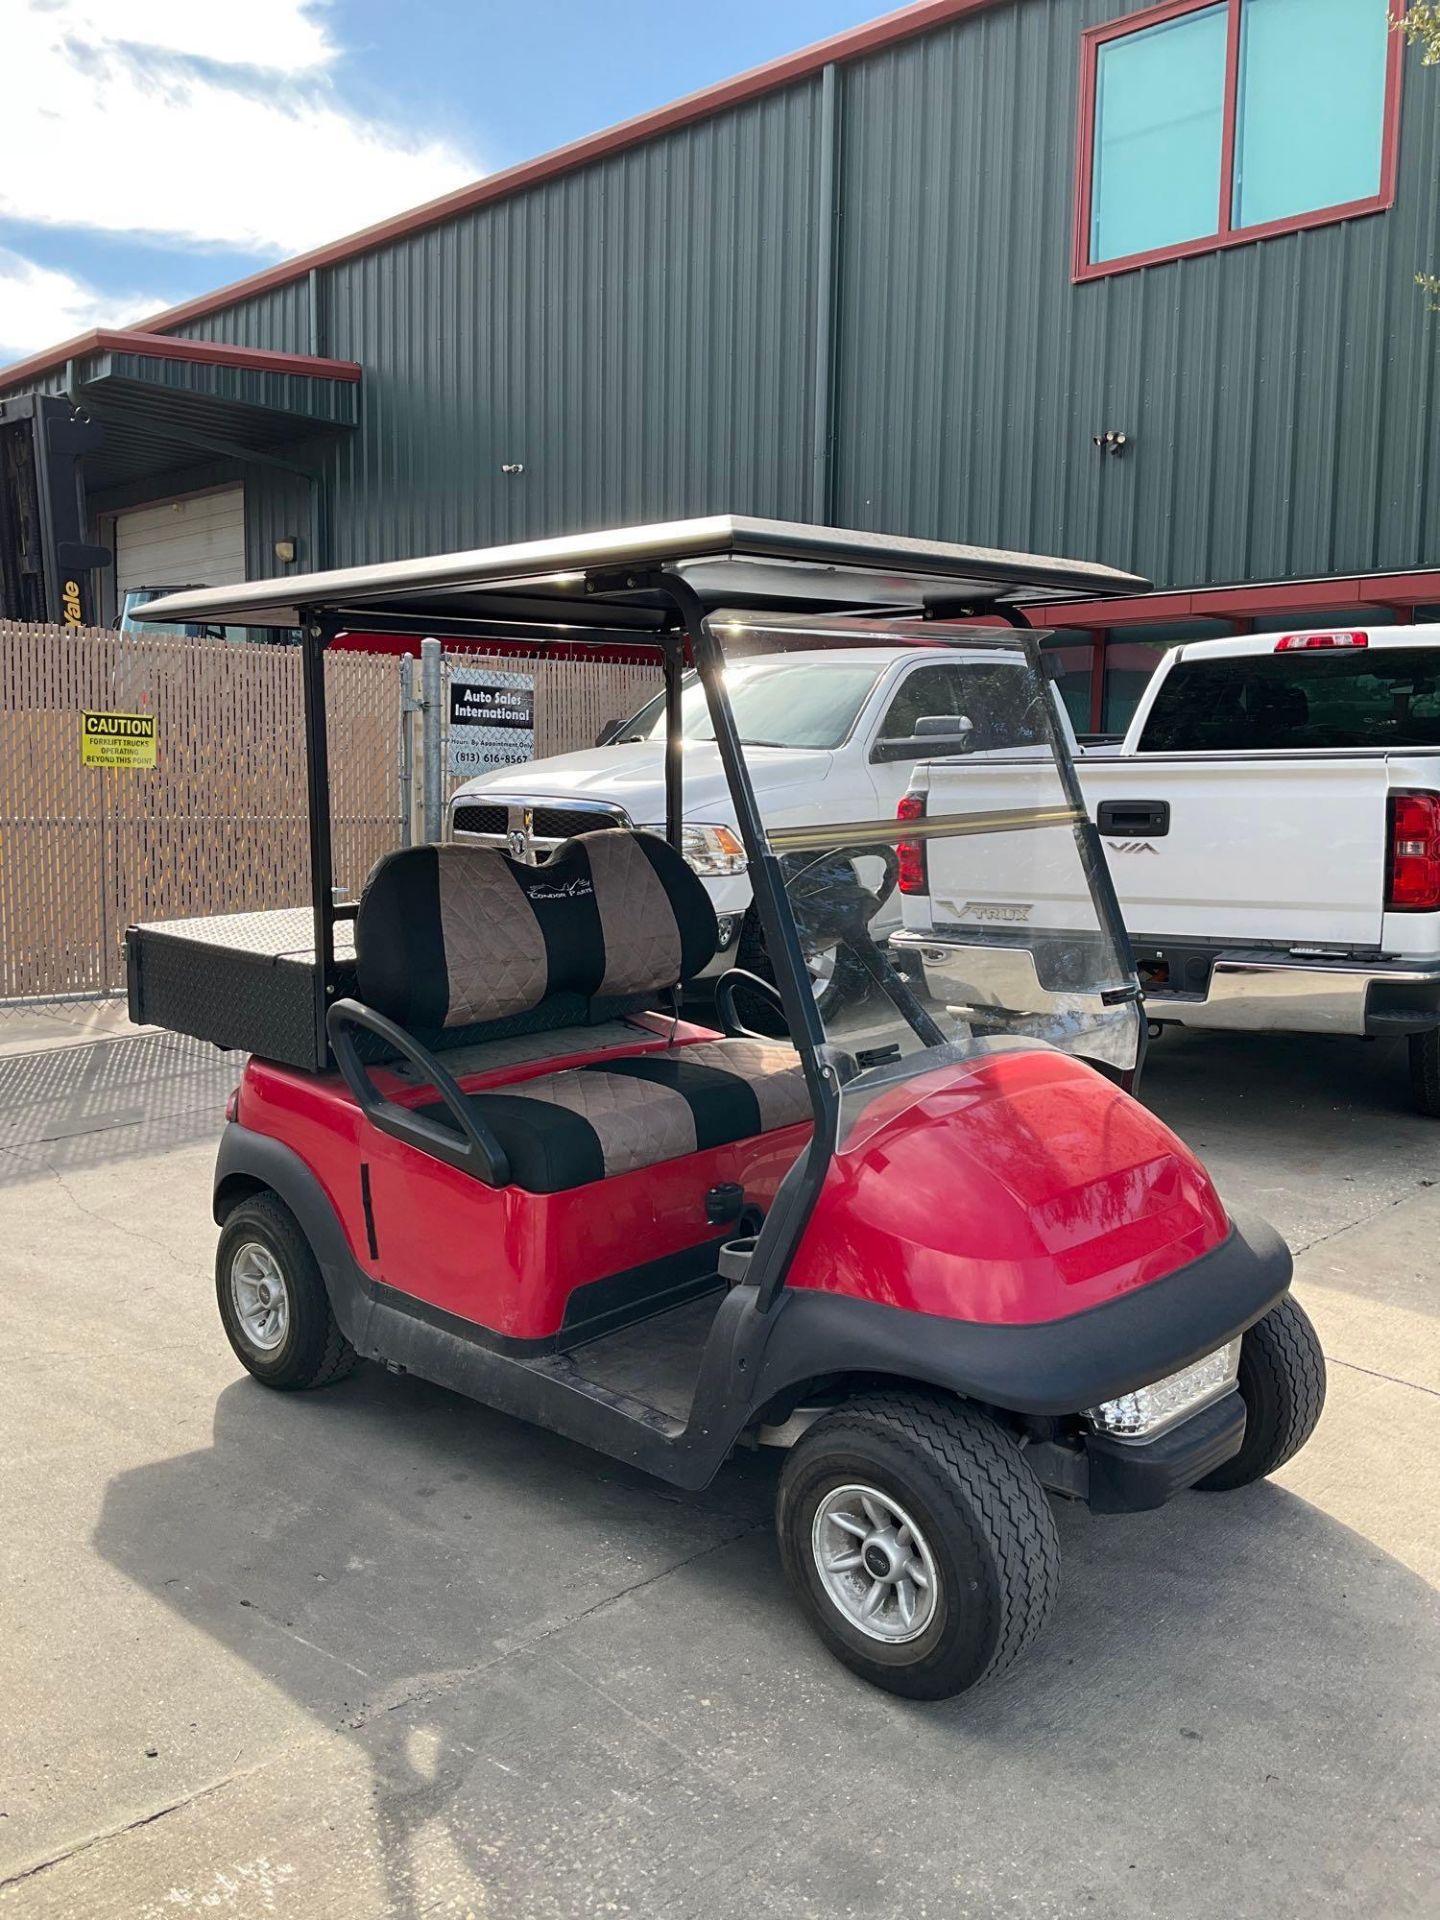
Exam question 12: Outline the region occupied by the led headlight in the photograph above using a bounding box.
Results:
[1086,1338,1242,1442]
[642,823,747,877]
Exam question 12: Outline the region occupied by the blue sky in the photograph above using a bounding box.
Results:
[0,0,885,363]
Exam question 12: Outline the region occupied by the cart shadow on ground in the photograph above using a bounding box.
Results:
[91,1357,1439,1917]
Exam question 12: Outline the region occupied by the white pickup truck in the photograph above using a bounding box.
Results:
[897,625,1440,1115]
[448,624,1440,1111]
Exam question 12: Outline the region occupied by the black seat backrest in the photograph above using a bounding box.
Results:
[356,831,718,1032]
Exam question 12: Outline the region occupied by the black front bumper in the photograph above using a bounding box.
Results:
[1084,1391,1246,1513]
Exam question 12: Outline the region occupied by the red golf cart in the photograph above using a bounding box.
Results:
[131,519,1323,1700]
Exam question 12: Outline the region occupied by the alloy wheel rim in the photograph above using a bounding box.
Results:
[811,1482,940,1644]
[806,944,838,998]
[230,1241,290,1352]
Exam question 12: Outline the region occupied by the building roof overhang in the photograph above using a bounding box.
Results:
[0,332,361,491]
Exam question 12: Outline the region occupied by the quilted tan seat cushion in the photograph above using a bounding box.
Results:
[411,1036,811,1191]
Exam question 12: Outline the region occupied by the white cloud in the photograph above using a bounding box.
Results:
[0,248,161,356]
[39,0,339,71]
[0,0,480,255]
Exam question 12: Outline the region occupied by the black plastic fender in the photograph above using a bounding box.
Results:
[213,1123,376,1352]
[741,1209,1292,1418]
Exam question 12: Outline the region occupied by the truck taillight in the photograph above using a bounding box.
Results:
[897,792,928,895]
[1275,630,1368,651]
[1387,792,1440,911]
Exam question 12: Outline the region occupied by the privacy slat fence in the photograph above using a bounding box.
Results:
[0,622,661,1009]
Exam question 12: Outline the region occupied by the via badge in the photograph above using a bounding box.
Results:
[81,709,157,769]
[447,670,535,776]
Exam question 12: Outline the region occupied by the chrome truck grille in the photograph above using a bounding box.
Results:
[449,797,630,861]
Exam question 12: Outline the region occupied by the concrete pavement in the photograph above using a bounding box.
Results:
[0,1026,1436,1918]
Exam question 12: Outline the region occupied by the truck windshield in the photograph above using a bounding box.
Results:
[1140,647,1440,752]
[703,618,1143,1129]
[617,660,881,750]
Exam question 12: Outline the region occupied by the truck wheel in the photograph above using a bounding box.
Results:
[1409,1028,1440,1117]
[776,1393,1060,1700]
[216,1192,356,1391]
[737,909,867,1028]
[1194,1295,1325,1491]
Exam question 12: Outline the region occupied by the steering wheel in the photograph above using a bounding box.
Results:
[714,966,787,1040]
[782,845,900,955]
[716,848,902,1041]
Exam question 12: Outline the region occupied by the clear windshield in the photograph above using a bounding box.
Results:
[706,618,1143,1125]
[617,659,882,750]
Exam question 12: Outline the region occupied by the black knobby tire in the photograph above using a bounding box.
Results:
[776,1392,1060,1701]
[1194,1294,1325,1492]
[1409,1028,1440,1118]
[216,1192,356,1391]
[737,909,867,1031]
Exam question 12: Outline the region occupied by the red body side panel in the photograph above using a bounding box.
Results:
[788,1051,1230,1326]
[236,1033,808,1342]
[235,1037,1227,1343]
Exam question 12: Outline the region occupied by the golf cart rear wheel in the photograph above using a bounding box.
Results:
[216,1192,356,1391]
[1194,1294,1325,1491]
[777,1393,1060,1701]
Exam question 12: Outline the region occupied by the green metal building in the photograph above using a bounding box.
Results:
[3,0,1438,729]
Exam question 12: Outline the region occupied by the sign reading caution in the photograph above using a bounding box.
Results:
[82,709,157,770]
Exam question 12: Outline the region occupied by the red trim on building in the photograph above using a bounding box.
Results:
[1072,0,1407,284]
[0,329,362,394]
[1028,570,1440,629]
[0,0,1011,390]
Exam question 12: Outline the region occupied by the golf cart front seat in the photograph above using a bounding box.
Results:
[328,831,811,1192]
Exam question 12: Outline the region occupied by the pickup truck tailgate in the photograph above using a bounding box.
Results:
[1080,756,1389,947]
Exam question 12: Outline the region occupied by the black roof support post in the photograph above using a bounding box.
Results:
[300,610,339,1071]
[663,638,684,852]
[658,571,840,1315]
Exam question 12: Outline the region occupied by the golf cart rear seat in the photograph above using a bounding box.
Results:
[327,831,810,1192]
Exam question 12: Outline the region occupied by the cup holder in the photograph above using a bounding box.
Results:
[718,1235,759,1286]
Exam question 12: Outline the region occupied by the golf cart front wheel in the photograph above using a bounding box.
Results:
[1194,1294,1325,1491]
[216,1192,356,1391]
[777,1393,1060,1701]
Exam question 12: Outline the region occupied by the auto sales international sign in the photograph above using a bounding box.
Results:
[447,670,535,776]
[81,709,157,769]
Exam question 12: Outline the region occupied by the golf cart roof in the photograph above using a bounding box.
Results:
[140,515,1150,641]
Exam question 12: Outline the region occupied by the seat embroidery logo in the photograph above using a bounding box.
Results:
[526,877,595,901]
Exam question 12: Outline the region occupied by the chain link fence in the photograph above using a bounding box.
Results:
[0,620,661,1052]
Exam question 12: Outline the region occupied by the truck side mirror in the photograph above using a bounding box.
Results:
[871,714,976,763]
[594,717,625,747]
[914,713,974,744]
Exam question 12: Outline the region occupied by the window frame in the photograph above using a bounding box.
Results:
[1072,0,1406,283]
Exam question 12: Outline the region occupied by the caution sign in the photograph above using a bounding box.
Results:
[82,709,157,769]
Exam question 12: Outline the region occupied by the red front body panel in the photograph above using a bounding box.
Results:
[789,1050,1230,1327]
[236,1027,808,1342]
[236,1034,1229,1344]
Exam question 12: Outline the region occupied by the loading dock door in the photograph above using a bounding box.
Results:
[114,488,245,598]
